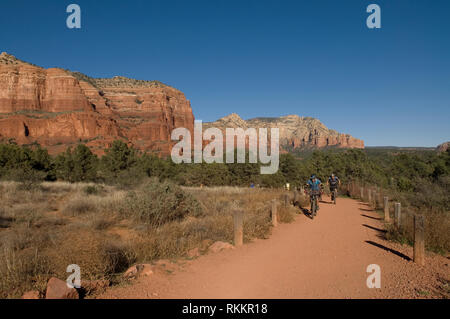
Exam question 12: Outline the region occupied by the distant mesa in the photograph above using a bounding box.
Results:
[204,113,364,151]
[0,53,364,155]
[437,141,450,153]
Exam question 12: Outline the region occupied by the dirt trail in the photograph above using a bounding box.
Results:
[100,197,449,299]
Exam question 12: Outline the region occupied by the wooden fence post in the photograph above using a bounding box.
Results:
[372,191,377,208]
[368,189,372,204]
[271,200,278,227]
[378,192,383,208]
[293,190,298,207]
[414,215,425,266]
[233,210,244,246]
[394,203,401,228]
[360,187,364,200]
[383,197,390,222]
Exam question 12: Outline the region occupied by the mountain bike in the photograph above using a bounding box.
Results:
[330,188,338,204]
[309,190,320,218]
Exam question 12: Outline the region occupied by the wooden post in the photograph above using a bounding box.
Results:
[372,191,377,208]
[378,192,383,208]
[293,190,298,207]
[271,200,278,227]
[375,191,379,208]
[233,210,243,246]
[284,194,289,207]
[394,203,401,228]
[360,187,364,200]
[368,189,372,204]
[383,197,390,222]
[414,215,425,266]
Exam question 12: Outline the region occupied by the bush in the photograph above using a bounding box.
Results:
[83,185,104,196]
[120,179,202,227]
[62,195,98,216]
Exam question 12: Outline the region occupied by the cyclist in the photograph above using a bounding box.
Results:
[327,173,340,202]
[307,174,322,212]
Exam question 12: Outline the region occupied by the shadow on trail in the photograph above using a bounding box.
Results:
[360,214,382,221]
[363,224,387,233]
[299,207,314,219]
[359,208,375,212]
[365,240,411,261]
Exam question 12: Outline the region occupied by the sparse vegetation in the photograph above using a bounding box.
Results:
[0,141,448,298]
[0,180,294,298]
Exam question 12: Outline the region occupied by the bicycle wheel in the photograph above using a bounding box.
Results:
[311,198,316,218]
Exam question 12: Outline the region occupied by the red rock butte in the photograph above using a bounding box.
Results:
[203,113,364,152]
[0,53,363,155]
[0,52,194,155]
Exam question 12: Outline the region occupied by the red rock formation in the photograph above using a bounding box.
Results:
[0,52,362,156]
[437,141,449,153]
[0,52,194,155]
[203,113,364,151]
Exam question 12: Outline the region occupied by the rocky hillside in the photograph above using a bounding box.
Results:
[0,52,194,155]
[204,113,364,150]
[437,142,450,153]
[0,52,363,156]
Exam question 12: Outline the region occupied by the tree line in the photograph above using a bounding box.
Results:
[0,140,448,210]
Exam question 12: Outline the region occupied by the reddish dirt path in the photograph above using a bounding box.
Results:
[100,197,449,299]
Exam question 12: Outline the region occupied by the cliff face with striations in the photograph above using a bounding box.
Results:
[204,113,364,151]
[437,142,449,153]
[0,52,194,155]
[0,52,363,156]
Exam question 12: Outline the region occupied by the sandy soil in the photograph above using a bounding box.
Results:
[99,197,449,299]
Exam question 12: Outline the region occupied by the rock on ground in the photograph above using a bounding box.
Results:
[45,277,79,299]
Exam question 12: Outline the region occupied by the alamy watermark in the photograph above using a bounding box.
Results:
[366,264,381,288]
[66,264,81,289]
[171,121,280,175]
[66,4,81,29]
[367,4,381,29]
[65,4,381,31]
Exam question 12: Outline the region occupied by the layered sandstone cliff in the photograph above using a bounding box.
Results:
[0,52,363,156]
[0,52,194,155]
[437,142,449,153]
[204,113,364,150]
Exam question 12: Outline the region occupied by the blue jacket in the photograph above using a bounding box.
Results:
[307,178,321,191]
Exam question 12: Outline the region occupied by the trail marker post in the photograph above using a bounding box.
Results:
[293,190,298,207]
[233,210,244,246]
[271,200,278,227]
[372,191,377,208]
[383,196,390,222]
[413,215,425,266]
[378,192,383,209]
[394,203,401,228]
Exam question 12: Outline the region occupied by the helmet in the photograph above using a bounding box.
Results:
[331,173,335,177]
[311,174,316,179]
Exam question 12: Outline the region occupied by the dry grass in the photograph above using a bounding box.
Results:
[0,181,302,298]
[347,182,450,254]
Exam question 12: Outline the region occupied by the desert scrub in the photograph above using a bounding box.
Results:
[0,246,51,298]
[44,230,135,281]
[120,179,202,227]
[62,194,99,216]
[385,208,450,254]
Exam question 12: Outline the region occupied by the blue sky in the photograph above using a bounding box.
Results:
[1,0,449,147]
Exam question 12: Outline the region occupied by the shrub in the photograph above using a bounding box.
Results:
[120,179,202,227]
[83,185,104,195]
[62,195,98,216]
